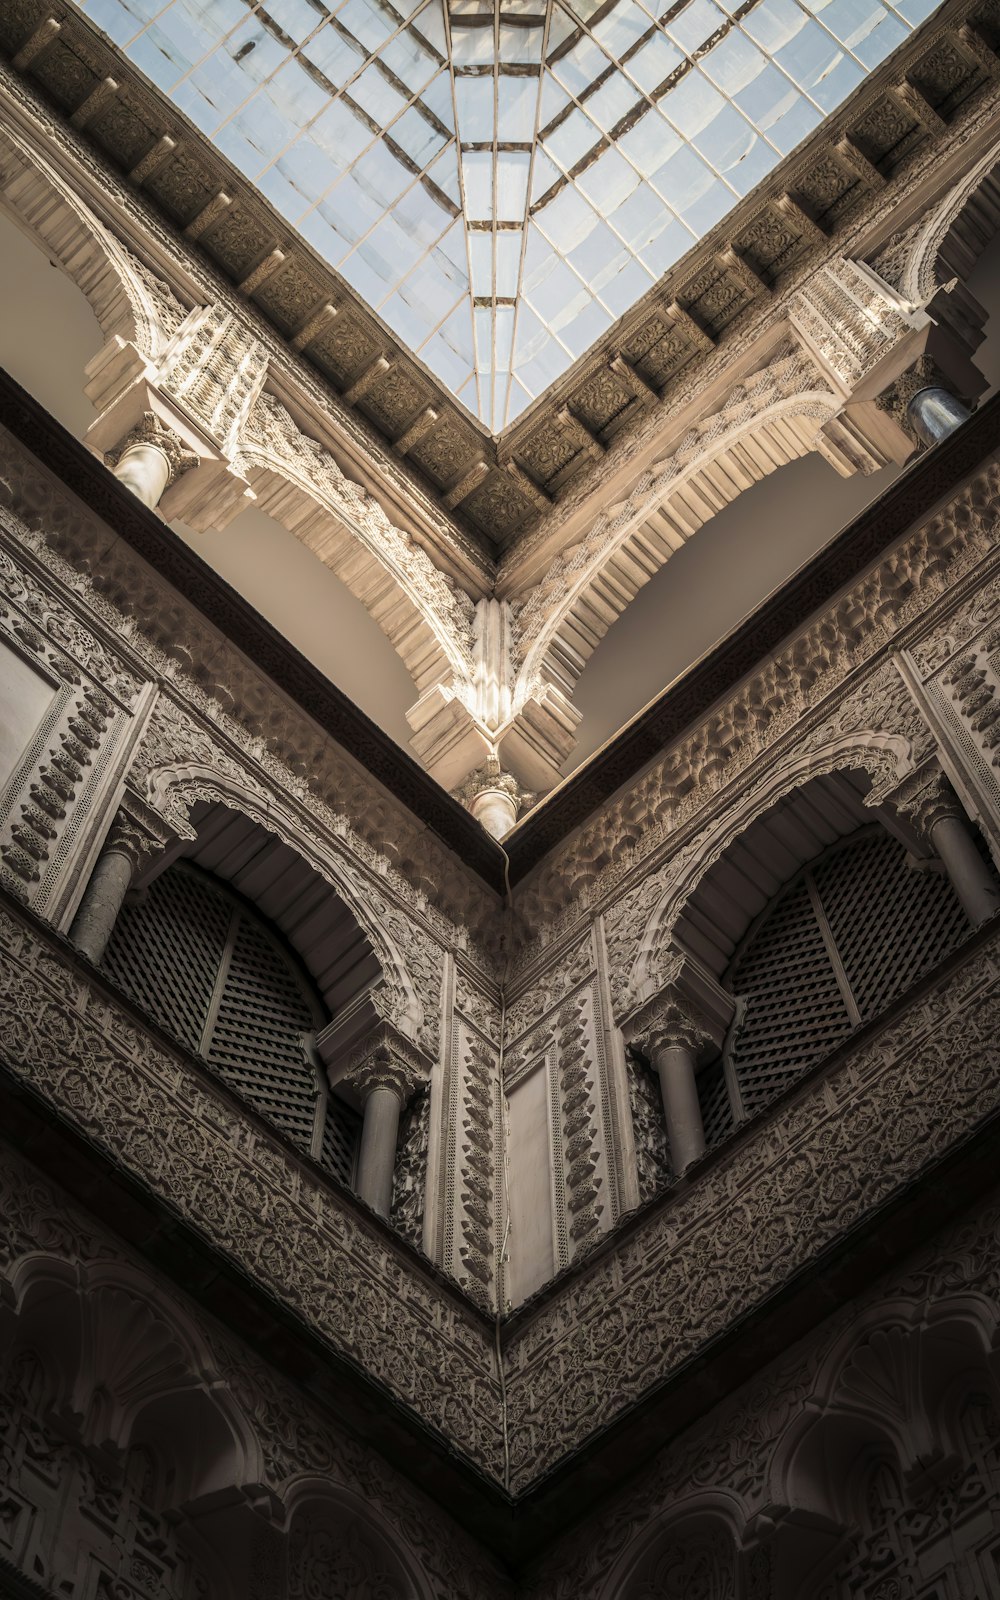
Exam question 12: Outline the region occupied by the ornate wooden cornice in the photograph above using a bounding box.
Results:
[2,0,998,549]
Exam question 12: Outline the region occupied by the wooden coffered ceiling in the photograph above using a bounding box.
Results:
[1,0,999,556]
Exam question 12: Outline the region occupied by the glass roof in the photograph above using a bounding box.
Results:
[77,0,939,429]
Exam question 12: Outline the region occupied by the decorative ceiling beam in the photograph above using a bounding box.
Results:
[292,301,339,353]
[70,75,118,132]
[716,245,771,298]
[556,405,605,461]
[502,459,552,514]
[610,353,660,409]
[776,191,828,243]
[443,460,489,511]
[393,406,439,458]
[958,20,1000,73]
[836,133,888,189]
[239,248,287,296]
[12,17,59,71]
[665,300,715,354]
[128,134,175,186]
[898,78,948,133]
[343,354,392,406]
[185,190,232,242]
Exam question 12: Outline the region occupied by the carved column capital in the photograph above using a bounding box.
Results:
[875,356,954,438]
[627,990,717,1058]
[104,792,176,874]
[105,411,199,488]
[342,1030,425,1107]
[454,758,534,840]
[330,1018,432,1109]
[889,761,965,841]
[624,943,735,1054]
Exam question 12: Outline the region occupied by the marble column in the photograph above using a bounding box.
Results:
[69,799,169,964]
[106,412,198,510]
[906,386,971,447]
[895,765,1000,928]
[456,760,531,842]
[649,1026,708,1175]
[345,1041,425,1218]
[928,809,1000,927]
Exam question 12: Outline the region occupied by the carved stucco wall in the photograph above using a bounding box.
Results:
[0,1142,514,1600]
[7,390,1000,1511]
[521,1175,1000,1598]
[0,421,508,1324]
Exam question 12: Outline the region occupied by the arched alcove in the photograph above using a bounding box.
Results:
[101,799,396,1184]
[283,1483,431,1600]
[567,454,905,769]
[0,1255,264,1600]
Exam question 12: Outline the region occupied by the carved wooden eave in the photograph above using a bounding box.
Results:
[2,0,1000,557]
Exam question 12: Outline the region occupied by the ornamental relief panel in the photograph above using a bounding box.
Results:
[0,901,501,1480]
[0,1147,513,1600]
[514,457,1000,948]
[502,930,1000,1493]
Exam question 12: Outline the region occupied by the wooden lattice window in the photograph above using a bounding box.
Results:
[102,861,359,1186]
[719,826,970,1123]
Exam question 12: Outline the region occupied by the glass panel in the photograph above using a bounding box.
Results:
[70,0,934,426]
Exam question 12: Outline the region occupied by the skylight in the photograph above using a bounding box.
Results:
[77,0,940,429]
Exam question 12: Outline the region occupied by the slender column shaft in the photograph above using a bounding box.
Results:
[907,388,970,447]
[111,442,172,508]
[930,814,1000,927]
[356,1085,403,1218]
[652,1043,706,1174]
[69,846,135,965]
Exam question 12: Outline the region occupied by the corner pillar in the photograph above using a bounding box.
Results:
[906,385,971,446]
[455,759,532,840]
[69,794,174,964]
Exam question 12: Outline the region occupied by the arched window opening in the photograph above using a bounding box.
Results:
[102,861,360,1186]
[716,825,969,1125]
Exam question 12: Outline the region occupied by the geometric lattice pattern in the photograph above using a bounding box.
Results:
[696,1056,736,1150]
[727,872,854,1118]
[725,826,969,1121]
[103,862,359,1186]
[813,828,969,1022]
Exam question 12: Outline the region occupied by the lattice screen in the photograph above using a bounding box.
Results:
[697,1059,736,1150]
[724,826,969,1122]
[103,862,359,1185]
